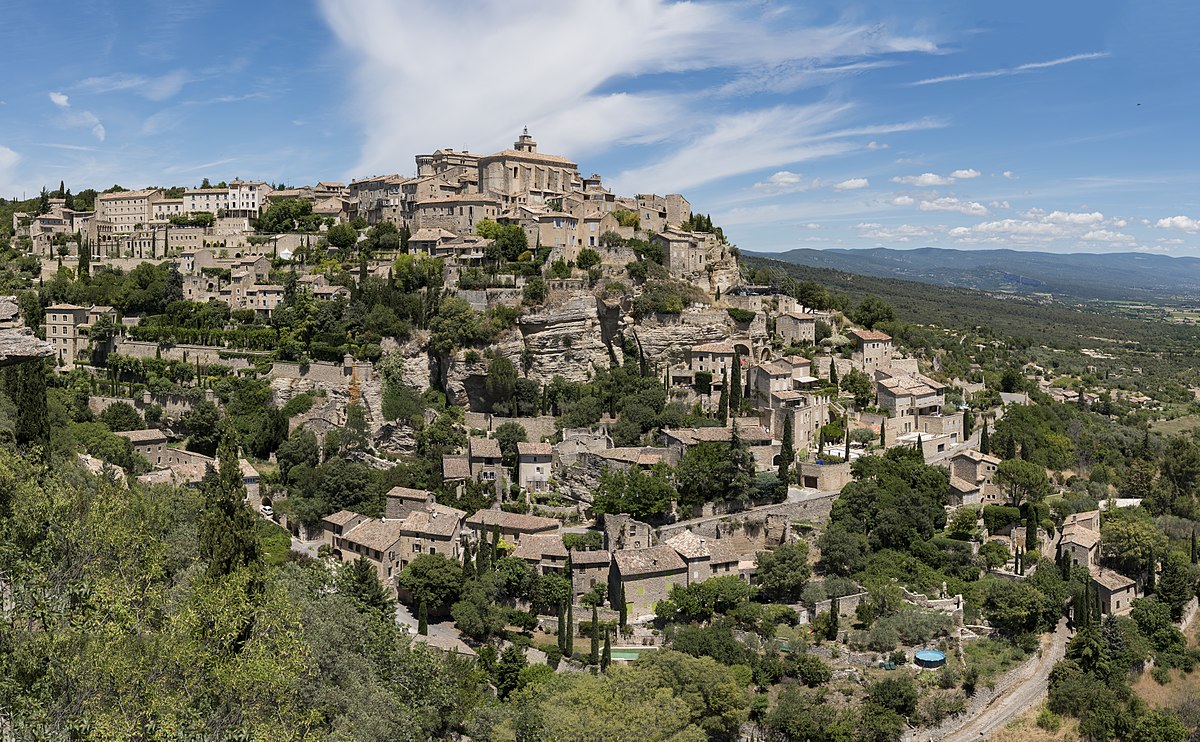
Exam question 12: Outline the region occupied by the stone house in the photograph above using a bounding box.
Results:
[570,549,612,599]
[477,130,579,207]
[93,188,163,237]
[517,441,553,493]
[659,425,776,472]
[664,531,741,585]
[321,510,367,548]
[603,513,656,551]
[610,544,688,620]
[465,509,559,547]
[849,328,893,373]
[1061,523,1101,570]
[45,304,117,368]
[413,193,501,235]
[875,369,946,418]
[113,428,168,467]
[1091,568,1137,616]
[467,436,507,492]
[334,518,405,585]
[777,311,817,346]
[512,533,569,575]
[948,450,1002,505]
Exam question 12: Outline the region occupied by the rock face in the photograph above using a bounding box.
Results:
[0,329,53,367]
[518,294,622,382]
[629,309,735,369]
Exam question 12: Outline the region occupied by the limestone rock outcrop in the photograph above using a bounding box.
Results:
[629,309,735,369]
[0,329,53,366]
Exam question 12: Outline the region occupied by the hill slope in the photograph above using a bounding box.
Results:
[743,247,1200,301]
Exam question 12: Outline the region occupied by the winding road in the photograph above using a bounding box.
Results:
[935,618,1070,742]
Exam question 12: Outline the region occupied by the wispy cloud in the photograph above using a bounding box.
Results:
[47,92,105,141]
[0,145,23,196]
[319,0,940,185]
[833,177,869,191]
[162,157,238,175]
[910,52,1109,86]
[78,70,192,101]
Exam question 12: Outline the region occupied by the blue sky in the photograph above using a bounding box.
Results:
[3,0,1200,254]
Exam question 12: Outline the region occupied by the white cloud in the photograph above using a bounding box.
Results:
[77,70,191,101]
[918,196,988,216]
[0,145,22,195]
[1040,210,1105,225]
[47,92,105,141]
[867,141,889,150]
[833,177,869,191]
[803,223,821,229]
[1082,229,1135,243]
[1157,215,1200,233]
[950,168,980,179]
[910,52,1109,86]
[989,200,1011,209]
[890,195,915,206]
[858,222,932,242]
[892,172,954,186]
[1002,170,1017,179]
[319,0,940,188]
[753,170,808,194]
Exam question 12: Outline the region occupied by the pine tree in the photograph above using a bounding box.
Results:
[777,413,794,496]
[602,628,612,671]
[198,426,261,580]
[730,353,742,416]
[980,422,990,454]
[342,556,393,616]
[590,605,599,665]
[418,601,429,635]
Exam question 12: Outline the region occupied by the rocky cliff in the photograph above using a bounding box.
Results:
[629,308,735,369]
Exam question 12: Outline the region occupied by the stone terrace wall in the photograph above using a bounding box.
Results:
[114,339,256,370]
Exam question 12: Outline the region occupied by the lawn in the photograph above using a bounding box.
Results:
[963,638,1028,687]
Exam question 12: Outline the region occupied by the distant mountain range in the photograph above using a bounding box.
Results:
[742,247,1200,301]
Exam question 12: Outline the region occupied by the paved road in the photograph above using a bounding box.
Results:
[935,618,1070,742]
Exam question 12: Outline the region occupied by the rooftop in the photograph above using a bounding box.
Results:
[512,533,569,561]
[1091,567,1136,591]
[113,428,168,444]
[467,509,559,533]
[850,328,892,342]
[469,437,502,459]
[341,518,404,552]
[517,441,553,456]
[614,545,687,577]
[323,510,363,527]
[401,504,466,538]
[570,548,612,566]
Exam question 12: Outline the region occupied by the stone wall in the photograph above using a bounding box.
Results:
[89,389,216,418]
[463,412,558,442]
[268,358,375,386]
[657,496,837,557]
[114,339,257,370]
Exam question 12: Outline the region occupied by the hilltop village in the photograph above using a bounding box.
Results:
[2,132,1198,740]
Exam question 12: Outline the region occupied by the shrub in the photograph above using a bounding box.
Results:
[727,307,756,323]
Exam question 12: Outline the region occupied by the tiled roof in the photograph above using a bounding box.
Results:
[467,509,560,533]
[512,533,568,561]
[570,549,612,566]
[442,455,471,480]
[691,341,735,354]
[401,505,465,538]
[664,426,773,446]
[342,519,404,552]
[664,530,711,560]
[614,545,686,577]
[113,428,167,444]
[324,510,363,527]
[850,328,892,342]
[469,437,502,459]
[1062,524,1100,550]
[517,441,553,456]
[1063,510,1100,528]
[388,486,435,502]
[1091,567,1135,591]
[479,148,577,166]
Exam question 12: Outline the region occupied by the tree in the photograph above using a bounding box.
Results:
[397,553,464,614]
[843,367,874,408]
[1157,553,1193,622]
[602,628,612,671]
[1025,509,1039,552]
[181,399,222,457]
[755,541,810,602]
[980,422,990,454]
[418,601,429,635]
[340,556,394,617]
[11,361,49,450]
[852,296,895,329]
[198,427,261,580]
[717,369,729,423]
[590,605,600,665]
[829,360,839,389]
[637,650,750,738]
[522,275,547,305]
[827,597,840,640]
[979,540,1010,572]
[730,353,742,415]
[1101,516,1168,576]
[1127,710,1189,742]
[496,644,527,700]
[962,408,974,439]
[566,601,575,656]
[869,675,918,717]
[494,422,527,469]
[777,413,794,496]
[99,401,143,432]
[276,427,319,484]
[487,356,518,414]
[325,223,358,252]
[576,248,601,270]
[994,458,1051,507]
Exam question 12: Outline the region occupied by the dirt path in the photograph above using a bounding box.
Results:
[935,619,1070,742]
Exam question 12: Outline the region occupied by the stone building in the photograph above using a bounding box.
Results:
[477,129,579,207]
[777,311,817,346]
[45,304,117,368]
[849,329,893,373]
[465,509,559,547]
[517,441,553,493]
[610,544,688,620]
[664,530,740,585]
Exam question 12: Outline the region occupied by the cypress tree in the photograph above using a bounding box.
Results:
[198,426,261,581]
[566,601,575,657]
[12,360,49,452]
[844,431,850,461]
[477,532,491,574]
[962,409,975,439]
[829,360,838,389]
[730,353,742,416]
[879,424,886,448]
[980,422,989,454]
[617,583,627,628]
[462,542,475,579]
[490,523,501,561]
[418,601,428,635]
[590,605,599,665]
[1004,434,1017,461]
[1191,529,1197,566]
[1025,510,1038,552]
[1145,552,1156,595]
[601,628,612,671]
[557,604,567,653]
[777,413,794,495]
[77,237,90,279]
[717,369,729,423]
[828,597,840,641]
